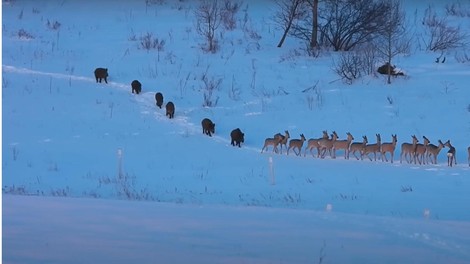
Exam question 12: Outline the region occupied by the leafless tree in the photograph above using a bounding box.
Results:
[319,0,390,51]
[272,0,306,48]
[289,0,320,53]
[422,6,468,52]
[195,0,222,53]
[375,0,410,84]
[220,0,243,30]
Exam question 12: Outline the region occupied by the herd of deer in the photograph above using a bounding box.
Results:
[261,131,470,167]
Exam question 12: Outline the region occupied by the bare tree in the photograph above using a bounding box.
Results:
[289,0,320,52]
[220,0,243,30]
[319,0,390,51]
[375,0,410,84]
[273,0,306,48]
[422,6,468,52]
[195,0,222,53]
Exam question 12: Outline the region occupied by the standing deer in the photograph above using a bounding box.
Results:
[381,134,397,163]
[400,135,418,164]
[363,134,381,161]
[287,134,306,156]
[426,139,445,165]
[444,140,457,167]
[414,136,430,165]
[349,136,368,160]
[304,131,329,158]
[261,136,282,154]
[333,132,354,159]
[273,130,290,154]
[318,131,338,159]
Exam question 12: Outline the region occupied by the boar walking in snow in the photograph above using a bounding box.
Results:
[155,92,163,109]
[201,118,215,137]
[131,80,142,94]
[165,101,175,119]
[230,128,245,147]
[94,68,108,83]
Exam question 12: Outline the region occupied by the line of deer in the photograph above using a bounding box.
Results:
[287,134,306,156]
[261,130,464,167]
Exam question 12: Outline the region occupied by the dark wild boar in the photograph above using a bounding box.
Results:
[230,128,245,147]
[94,68,108,83]
[131,80,142,94]
[165,101,175,119]
[155,92,163,109]
[201,118,215,137]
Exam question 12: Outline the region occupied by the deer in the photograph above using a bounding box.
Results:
[425,139,445,165]
[380,134,397,163]
[400,135,419,164]
[333,132,354,159]
[363,134,381,161]
[444,140,457,167]
[318,131,338,159]
[273,130,290,154]
[287,134,307,156]
[261,135,282,154]
[304,130,329,158]
[348,136,368,160]
[414,136,430,165]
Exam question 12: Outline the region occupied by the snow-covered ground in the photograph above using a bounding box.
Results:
[2,0,470,263]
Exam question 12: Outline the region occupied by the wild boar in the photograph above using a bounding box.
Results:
[165,101,175,119]
[94,68,108,83]
[155,92,163,109]
[201,118,215,137]
[131,80,142,94]
[230,128,244,147]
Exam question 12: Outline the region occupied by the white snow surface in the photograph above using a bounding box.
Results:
[2,0,470,263]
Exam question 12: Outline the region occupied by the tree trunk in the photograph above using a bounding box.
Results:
[277,23,291,47]
[309,0,318,48]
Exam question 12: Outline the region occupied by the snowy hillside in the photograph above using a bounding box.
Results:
[2,0,470,263]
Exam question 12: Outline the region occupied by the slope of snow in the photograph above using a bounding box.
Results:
[2,0,470,263]
[4,195,470,264]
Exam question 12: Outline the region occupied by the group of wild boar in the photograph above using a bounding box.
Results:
[94,68,174,119]
[94,68,244,147]
[95,68,469,165]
